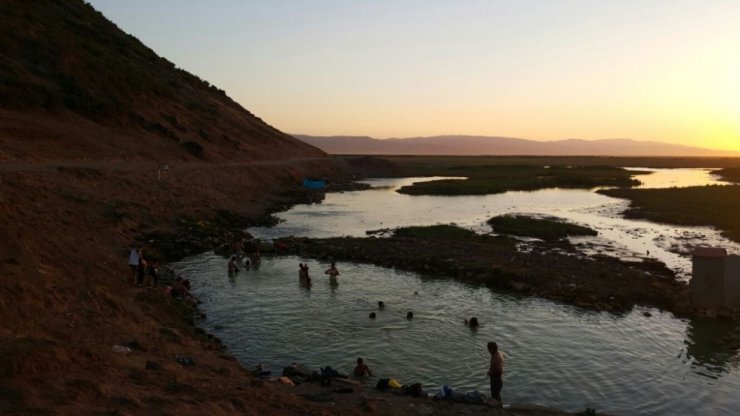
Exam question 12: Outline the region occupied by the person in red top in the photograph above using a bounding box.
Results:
[487,341,504,403]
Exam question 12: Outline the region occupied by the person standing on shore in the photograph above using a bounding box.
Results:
[136,249,147,286]
[128,246,140,284]
[147,260,160,287]
[487,341,504,404]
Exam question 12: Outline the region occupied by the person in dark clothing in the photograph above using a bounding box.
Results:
[136,250,147,285]
[147,260,159,287]
[353,357,373,377]
[487,341,504,403]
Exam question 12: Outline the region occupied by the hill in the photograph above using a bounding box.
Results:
[0,0,322,162]
[0,2,349,415]
[295,134,738,157]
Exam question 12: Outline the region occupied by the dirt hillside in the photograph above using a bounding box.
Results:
[0,2,579,415]
[0,1,349,414]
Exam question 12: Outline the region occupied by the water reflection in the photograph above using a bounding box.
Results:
[627,167,729,189]
[249,171,740,280]
[684,317,738,378]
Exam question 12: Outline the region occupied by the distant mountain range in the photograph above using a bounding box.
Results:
[294,135,738,157]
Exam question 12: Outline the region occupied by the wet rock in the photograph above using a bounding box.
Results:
[283,364,306,379]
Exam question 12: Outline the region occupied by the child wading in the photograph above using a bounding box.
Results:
[353,357,373,377]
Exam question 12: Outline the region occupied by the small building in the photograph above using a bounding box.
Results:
[691,247,740,309]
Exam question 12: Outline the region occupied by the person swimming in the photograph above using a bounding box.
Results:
[406,311,414,320]
[465,317,480,328]
[369,312,377,319]
[378,301,385,310]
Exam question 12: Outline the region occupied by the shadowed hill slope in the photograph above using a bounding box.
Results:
[0,2,350,415]
[0,0,323,162]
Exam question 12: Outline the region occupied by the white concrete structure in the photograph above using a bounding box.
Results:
[691,247,740,309]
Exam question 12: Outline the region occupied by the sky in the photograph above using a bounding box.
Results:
[88,0,740,152]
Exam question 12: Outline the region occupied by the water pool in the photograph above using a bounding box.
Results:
[172,254,740,415]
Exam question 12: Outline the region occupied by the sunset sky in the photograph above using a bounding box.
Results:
[89,0,740,152]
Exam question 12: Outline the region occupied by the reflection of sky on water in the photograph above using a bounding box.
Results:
[627,167,730,189]
[250,170,740,280]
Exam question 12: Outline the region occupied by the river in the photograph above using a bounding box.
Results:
[171,168,740,415]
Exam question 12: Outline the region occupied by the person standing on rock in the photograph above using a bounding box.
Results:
[325,262,340,280]
[128,246,140,284]
[136,249,147,286]
[487,341,504,404]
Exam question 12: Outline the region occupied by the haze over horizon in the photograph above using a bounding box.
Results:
[90,0,740,152]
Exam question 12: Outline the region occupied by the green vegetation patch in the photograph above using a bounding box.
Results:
[599,185,740,243]
[396,165,641,195]
[488,215,597,241]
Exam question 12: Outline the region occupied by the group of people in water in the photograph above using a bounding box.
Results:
[228,238,261,274]
[294,261,340,288]
[191,242,505,404]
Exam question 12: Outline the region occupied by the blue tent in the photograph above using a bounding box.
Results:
[303,178,326,189]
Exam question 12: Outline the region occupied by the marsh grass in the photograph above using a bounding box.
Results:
[397,165,641,195]
[716,168,740,184]
[599,185,740,243]
[488,215,598,241]
[392,224,480,240]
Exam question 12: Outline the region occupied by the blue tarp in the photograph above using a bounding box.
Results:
[303,178,326,189]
